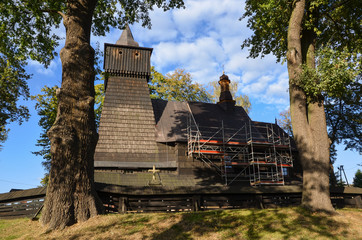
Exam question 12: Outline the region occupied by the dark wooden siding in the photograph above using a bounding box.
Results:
[104,44,152,77]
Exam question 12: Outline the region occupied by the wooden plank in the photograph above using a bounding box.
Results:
[0,206,14,212]
[139,206,192,212]
[128,197,192,202]
[203,196,254,201]
[129,202,192,207]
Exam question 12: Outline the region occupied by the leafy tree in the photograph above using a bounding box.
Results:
[276,108,293,137]
[322,51,361,155]
[208,80,251,113]
[149,67,211,102]
[0,58,30,146]
[1,0,184,229]
[32,86,59,173]
[353,169,362,188]
[275,49,361,150]
[242,0,361,212]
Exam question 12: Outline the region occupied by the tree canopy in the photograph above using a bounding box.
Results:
[0,0,184,144]
[276,108,293,137]
[149,67,211,102]
[242,0,361,62]
[353,169,362,188]
[0,56,30,145]
[242,0,361,212]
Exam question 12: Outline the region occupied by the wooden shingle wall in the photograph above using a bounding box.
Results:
[95,76,156,163]
[94,75,178,167]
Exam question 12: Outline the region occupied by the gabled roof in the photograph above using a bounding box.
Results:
[154,100,189,142]
[152,100,272,143]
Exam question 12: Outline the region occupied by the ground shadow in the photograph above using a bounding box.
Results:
[150,207,349,240]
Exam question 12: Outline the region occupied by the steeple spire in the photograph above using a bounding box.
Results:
[116,24,139,47]
[218,73,234,103]
[217,73,235,111]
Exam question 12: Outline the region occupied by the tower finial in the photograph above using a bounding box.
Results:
[116,24,139,47]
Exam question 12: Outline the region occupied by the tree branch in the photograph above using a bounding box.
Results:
[326,0,351,13]
[40,9,67,20]
[325,12,350,41]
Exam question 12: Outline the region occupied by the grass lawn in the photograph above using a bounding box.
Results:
[0,207,361,240]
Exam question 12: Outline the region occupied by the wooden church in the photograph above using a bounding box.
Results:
[90,26,306,212]
[93,25,302,196]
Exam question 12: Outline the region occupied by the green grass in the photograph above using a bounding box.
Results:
[0,207,361,240]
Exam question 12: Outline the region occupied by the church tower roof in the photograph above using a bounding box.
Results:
[217,72,235,111]
[116,24,139,47]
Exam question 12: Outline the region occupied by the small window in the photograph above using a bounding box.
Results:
[282,167,288,176]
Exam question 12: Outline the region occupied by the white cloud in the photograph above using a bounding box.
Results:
[265,72,289,98]
[152,36,224,75]
[94,0,290,113]
[28,58,59,76]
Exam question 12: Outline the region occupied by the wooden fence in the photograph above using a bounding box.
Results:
[100,191,362,213]
[0,187,46,219]
[0,197,44,219]
[0,186,361,218]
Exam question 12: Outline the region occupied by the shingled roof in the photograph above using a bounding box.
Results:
[152,99,271,143]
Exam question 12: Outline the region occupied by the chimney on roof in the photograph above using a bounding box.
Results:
[217,72,235,111]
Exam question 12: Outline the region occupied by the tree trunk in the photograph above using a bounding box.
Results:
[41,0,104,230]
[287,0,334,212]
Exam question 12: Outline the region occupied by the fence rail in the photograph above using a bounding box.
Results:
[0,186,360,218]
[0,197,44,219]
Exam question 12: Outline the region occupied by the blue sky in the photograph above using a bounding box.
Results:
[0,0,360,193]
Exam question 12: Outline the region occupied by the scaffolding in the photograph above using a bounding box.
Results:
[187,114,293,186]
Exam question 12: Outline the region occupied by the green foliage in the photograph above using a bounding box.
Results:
[325,81,361,153]
[40,174,49,187]
[149,67,211,102]
[242,0,291,62]
[116,0,185,29]
[94,83,105,127]
[31,86,58,172]
[297,47,361,153]
[242,0,361,63]
[0,0,184,146]
[297,47,361,101]
[0,57,30,145]
[353,169,362,188]
[276,108,293,137]
[243,0,362,159]
[208,81,251,113]
[0,1,62,68]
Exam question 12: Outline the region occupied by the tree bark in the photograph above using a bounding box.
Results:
[41,0,104,230]
[287,0,334,212]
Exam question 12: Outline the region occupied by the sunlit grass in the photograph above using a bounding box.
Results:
[0,207,361,240]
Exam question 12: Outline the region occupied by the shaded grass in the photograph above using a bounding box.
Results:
[0,208,361,240]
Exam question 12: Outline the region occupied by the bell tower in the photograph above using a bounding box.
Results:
[95,25,171,168]
[217,73,235,111]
